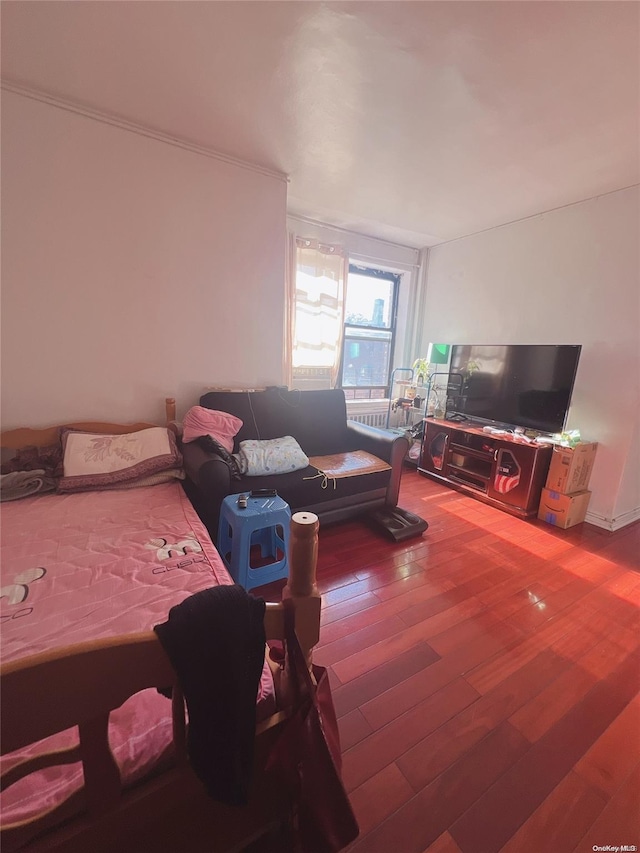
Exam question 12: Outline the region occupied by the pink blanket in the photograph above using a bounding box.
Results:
[0,483,276,824]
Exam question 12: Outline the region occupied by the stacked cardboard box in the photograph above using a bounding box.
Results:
[538,442,598,529]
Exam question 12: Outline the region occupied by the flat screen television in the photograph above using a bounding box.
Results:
[446,344,582,434]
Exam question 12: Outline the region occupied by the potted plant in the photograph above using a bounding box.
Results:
[412,357,430,386]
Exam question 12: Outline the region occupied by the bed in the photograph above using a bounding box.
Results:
[0,401,322,853]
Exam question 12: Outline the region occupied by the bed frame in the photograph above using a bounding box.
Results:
[0,400,322,852]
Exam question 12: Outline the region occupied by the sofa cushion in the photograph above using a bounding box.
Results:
[199,389,351,457]
[255,389,350,457]
[308,451,391,479]
[199,392,260,447]
[227,465,391,511]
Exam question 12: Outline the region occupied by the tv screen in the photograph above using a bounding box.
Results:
[447,344,581,434]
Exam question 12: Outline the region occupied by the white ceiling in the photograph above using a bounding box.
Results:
[2,1,639,247]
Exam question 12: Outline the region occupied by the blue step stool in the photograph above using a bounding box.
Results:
[218,493,291,591]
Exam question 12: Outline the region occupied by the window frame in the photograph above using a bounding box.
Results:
[338,264,401,399]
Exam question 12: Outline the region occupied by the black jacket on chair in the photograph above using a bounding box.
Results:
[154,584,266,806]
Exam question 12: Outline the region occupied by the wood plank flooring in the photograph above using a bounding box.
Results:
[261,468,640,853]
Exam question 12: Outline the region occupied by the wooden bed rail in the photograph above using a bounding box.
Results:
[0,610,321,852]
[1,599,320,758]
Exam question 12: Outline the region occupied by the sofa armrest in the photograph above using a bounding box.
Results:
[346,421,409,464]
[181,441,231,491]
[346,421,410,508]
[181,442,234,543]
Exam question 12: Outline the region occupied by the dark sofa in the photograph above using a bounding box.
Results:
[181,387,409,543]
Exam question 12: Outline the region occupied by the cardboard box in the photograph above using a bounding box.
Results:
[538,488,591,529]
[545,442,598,494]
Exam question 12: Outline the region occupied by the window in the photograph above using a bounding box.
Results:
[339,265,400,400]
[288,240,403,397]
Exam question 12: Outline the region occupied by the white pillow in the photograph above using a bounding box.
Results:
[235,436,309,476]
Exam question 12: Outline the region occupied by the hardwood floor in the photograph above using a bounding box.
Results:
[263,468,640,853]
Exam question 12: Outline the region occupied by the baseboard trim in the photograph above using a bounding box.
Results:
[584,506,640,532]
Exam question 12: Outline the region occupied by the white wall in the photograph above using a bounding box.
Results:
[423,186,640,530]
[1,91,287,428]
[614,419,639,528]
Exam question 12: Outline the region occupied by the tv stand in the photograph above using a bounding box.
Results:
[418,419,552,519]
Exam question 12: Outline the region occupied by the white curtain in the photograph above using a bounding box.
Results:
[283,231,298,388]
[286,236,348,388]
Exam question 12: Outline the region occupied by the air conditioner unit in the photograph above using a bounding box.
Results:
[291,368,332,391]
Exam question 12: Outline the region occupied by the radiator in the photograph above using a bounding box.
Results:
[348,411,389,428]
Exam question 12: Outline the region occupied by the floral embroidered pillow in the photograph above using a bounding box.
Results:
[58,427,182,492]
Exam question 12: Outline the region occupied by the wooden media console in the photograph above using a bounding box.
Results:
[418,419,553,519]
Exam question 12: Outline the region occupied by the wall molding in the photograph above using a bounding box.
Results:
[1,79,289,183]
[584,506,640,532]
